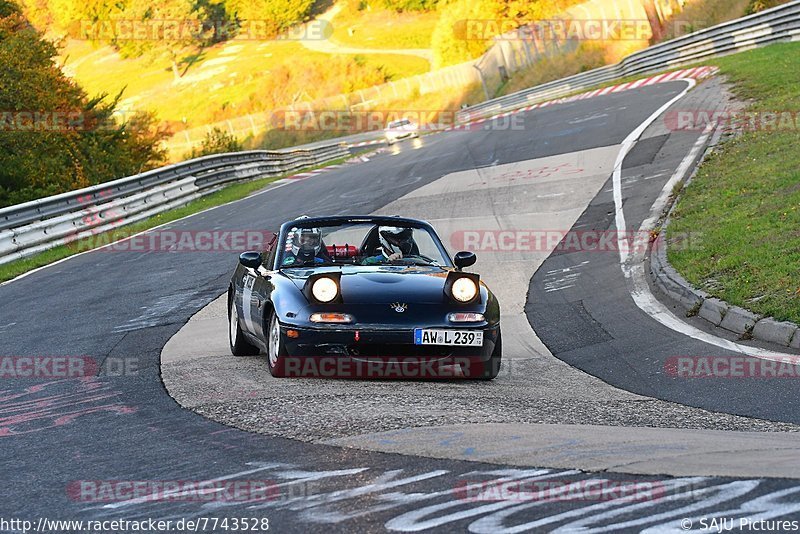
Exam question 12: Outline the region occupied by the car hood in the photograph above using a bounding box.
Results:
[281,265,454,304]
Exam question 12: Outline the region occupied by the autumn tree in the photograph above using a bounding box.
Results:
[0,1,168,208]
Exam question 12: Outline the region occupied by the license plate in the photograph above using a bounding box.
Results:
[414,329,483,347]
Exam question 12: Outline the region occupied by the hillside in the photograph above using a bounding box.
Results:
[0,0,166,207]
[21,0,583,156]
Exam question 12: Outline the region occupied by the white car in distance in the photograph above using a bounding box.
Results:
[384,118,419,145]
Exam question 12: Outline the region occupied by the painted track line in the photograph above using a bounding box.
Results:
[611,78,699,268]
[610,78,800,364]
[453,67,718,131]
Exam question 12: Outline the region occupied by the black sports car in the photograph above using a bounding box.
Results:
[227,215,501,379]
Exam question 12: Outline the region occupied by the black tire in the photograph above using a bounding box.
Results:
[266,311,289,378]
[228,294,259,356]
[466,331,502,380]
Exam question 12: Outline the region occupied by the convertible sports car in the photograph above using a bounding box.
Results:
[227,215,501,379]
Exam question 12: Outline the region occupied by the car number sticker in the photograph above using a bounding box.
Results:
[241,275,257,333]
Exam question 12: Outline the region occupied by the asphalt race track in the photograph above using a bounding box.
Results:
[4,76,800,532]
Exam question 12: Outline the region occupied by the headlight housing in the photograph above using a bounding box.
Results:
[451,277,478,303]
[311,277,338,303]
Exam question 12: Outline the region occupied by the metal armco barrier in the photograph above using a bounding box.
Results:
[0,143,348,265]
[2,1,799,265]
[459,0,800,122]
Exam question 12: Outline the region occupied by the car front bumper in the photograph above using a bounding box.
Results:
[385,131,417,142]
[278,323,499,378]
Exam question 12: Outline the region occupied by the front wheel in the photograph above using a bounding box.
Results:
[229,295,259,356]
[465,331,501,380]
[267,312,289,377]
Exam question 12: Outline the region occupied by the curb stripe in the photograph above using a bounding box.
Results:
[347,67,720,143]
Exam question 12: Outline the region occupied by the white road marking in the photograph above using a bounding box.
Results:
[612,78,697,267]
[611,80,800,363]
[568,113,608,125]
[99,462,281,509]
[544,273,580,293]
[384,470,577,532]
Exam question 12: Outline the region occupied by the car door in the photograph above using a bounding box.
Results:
[248,233,278,340]
[237,266,260,339]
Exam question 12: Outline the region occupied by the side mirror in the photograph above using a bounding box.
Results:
[239,251,262,269]
[453,251,476,270]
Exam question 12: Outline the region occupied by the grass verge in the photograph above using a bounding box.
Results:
[666,42,800,324]
[329,6,438,50]
[497,43,608,98]
[0,156,350,284]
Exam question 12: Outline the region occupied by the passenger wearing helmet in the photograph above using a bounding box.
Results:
[362,226,417,265]
[282,226,328,266]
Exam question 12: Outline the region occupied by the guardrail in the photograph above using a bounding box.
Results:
[3,1,799,266]
[0,143,348,265]
[459,0,800,121]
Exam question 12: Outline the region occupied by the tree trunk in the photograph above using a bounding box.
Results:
[171,58,181,82]
[641,0,665,42]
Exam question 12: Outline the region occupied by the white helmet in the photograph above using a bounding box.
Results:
[378,226,414,257]
[291,226,321,261]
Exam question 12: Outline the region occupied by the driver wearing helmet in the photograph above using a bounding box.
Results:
[362,226,416,265]
[282,226,328,266]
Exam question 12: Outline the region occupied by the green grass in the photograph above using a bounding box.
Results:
[655,0,752,41]
[60,38,429,133]
[359,53,430,79]
[329,7,438,50]
[498,43,608,98]
[0,156,349,283]
[61,39,317,126]
[666,42,800,324]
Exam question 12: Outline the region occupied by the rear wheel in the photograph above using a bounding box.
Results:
[229,295,259,356]
[465,331,501,380]
[267,312,288,377]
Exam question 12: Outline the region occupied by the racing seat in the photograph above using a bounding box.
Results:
[318,240,333,262]
[359,226,380,256]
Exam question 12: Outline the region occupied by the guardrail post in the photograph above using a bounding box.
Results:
[473,65,490,100]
